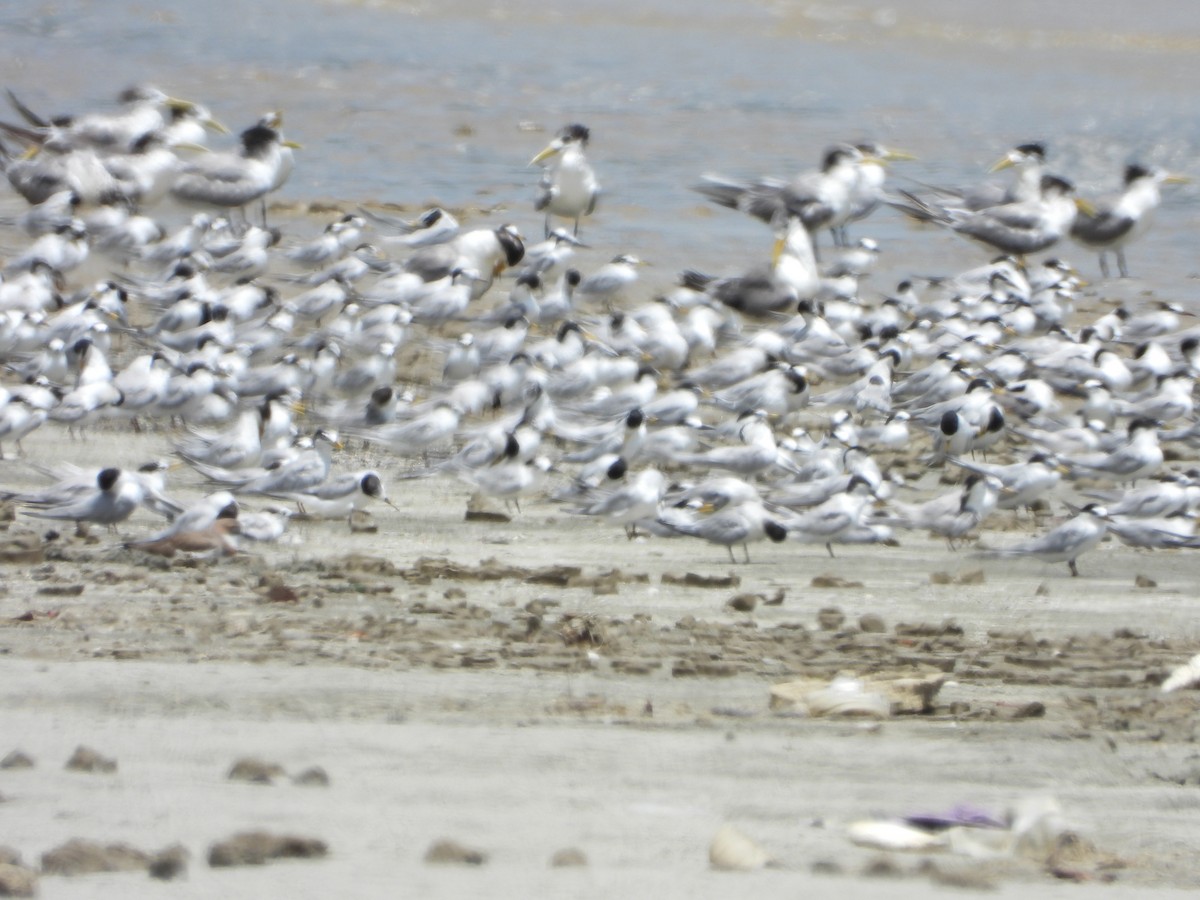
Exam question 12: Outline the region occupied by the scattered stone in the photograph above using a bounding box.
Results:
[726,593,759,612]
[208,831,328,867]
[0,751,33,770]
[41,839,150,875]
[957,569,986,585]
[812,575,863,589]
[763,588,786,606]
[424,838,487,866]
[811,858,843,876]
[549,847,587,868]
[0,533,42,565]
[559,614,604,646]
[859,613,887,633]
[817,607,845,631]
[861,855,906,878]
[0,862,36,897]
[64,745,116,774]
[708,824,772,871]
[227,757,286,784]
[1135,574,1157,589]
[264,584,298,603]
[36,583,85,596]
[0,850,19,867]
[292,766,330,787]
[148,844,189,881]
[661,572,740,589]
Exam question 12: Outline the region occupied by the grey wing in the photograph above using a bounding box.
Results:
[534,169,554,212]
[306,472,359,501]
[1070,210,1135,246]
[403,243,456,281]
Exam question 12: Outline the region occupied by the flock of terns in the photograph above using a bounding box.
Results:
[0,84,1197,577]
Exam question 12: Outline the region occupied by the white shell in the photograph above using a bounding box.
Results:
[709,824,772,871]
[847,820,949,852]
[1162,653,1200,693]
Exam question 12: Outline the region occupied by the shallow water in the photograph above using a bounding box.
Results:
[0,0,1198,291]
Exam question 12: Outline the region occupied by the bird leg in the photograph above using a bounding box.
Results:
[1068,558,1079,577]
[1098,253,1110,279]
[742,543,751,564]
[1117,249,1129,279]
[825,541,835,558]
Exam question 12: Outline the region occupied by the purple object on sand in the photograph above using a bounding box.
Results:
[903,804,1007,831]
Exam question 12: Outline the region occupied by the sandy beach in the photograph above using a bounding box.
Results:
[3,412,1200,896]
[1,0,1200,895]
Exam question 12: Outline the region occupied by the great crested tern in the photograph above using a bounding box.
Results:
[170,113,298,218]
[6,85,212,153]
[404,223,524,299]
[572,467,666,538]
[682,214,818,315]
[893,174,1086,257]
[657,495,787,564]
[368,206,460,248]
[1064,417,1163,484]
[576,254,643,310]
[695,144,873,246]
[960,142,1049,211]
[531,123,599,238]
[838,141,914,244]
[19,466,143,530]
[276,469,397,521]
[1070,164,1190,278]
[980,504,1110,576]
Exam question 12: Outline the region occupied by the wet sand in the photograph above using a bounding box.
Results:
[3,418,1200,895]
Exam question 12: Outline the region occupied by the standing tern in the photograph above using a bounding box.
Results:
[1070,164,1190,278]
[531,123,599,238]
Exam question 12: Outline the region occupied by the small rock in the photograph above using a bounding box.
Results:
[227,757,285,784]
[292,766,330,787]
[709,824,772,871]
[64,745,116,774]
[148,844,189,881]
[861,855,905,878]
[0,532,43,565]
[858,613,887,633]
[208,832,327,867]
[811,858,843,876]
[661,572,740,589]
[549,847,588,868]
[424,838,487,866]
[1135,574,1156,588]
[41,839,149,875]
[812,575,863,589]
[817,607,845,631]
[0,751,33,770]
[264,585,298,603]
[726,593,759,612]
[0,849,20,867]
[0,863,36,897]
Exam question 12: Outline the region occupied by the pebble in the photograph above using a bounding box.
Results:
[208,831,328,867]
[424,838,487,866]
[64,745,117,774]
